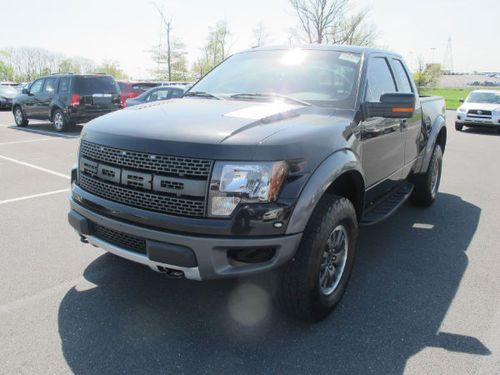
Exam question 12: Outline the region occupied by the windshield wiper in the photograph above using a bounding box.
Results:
[230,93,311,106]
[184,91,223,100]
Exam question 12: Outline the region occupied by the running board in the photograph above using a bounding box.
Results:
[360,183,414,226]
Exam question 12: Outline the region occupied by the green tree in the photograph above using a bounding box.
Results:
[0,51,14,81]
[58,58,82,74]
[413,58,442,91]
[97,61,128,79]
[192,20,231,79]
[150,38,189,81]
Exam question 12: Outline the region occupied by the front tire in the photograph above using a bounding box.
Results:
[410,145,443,207]
[276,195,358,322]
[14,106,28,127]
[52,109,71,132]
[455,122,463,131]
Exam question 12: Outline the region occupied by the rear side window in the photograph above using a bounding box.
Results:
[392,59,413,93]
[59,77,70,93]
[365,57,396,102]
[30,79,44,94]
[44,77,58,93]
[74,76,119,95]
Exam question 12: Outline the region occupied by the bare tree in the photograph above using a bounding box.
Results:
[152,2,173,81]
[252,21,271,47]
[289,0,375,46]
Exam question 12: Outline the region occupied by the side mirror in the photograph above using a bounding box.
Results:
[459,98,464,103]
[363,93,416,119]
[22,88,30,95]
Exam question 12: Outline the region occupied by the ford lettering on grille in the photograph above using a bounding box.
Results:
[79,157,205,196]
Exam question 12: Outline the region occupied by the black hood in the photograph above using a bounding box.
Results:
[82,98,356,162]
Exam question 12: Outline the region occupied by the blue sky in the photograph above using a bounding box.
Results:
[1,0,498,78]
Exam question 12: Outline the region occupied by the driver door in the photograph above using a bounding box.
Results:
[360,56,405,202]
[24,78,45,117]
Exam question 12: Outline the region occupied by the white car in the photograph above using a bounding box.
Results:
[456,90,500,131]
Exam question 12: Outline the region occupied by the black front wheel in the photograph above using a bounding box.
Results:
[276,194,358,322]
[455,122,463,131]
[14,106,28,127]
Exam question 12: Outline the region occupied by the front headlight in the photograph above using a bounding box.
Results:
[457,107,466,113]
[493,108,500,116]
[208,161,289,217]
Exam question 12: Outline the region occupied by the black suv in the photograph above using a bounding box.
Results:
[12,74,121,132]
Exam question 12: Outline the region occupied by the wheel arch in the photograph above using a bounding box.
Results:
[418,115,447,174]
[50,105,62,121]
[286,149,365,235]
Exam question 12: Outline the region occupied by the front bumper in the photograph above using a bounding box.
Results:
[456,113,500,127]
[69,197,302,280]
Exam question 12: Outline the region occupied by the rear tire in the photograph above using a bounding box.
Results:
[455,122,463,131]
[52,109,71,132]
[14,106,28,127]
[276,194,358,322]
[410,145,443,207]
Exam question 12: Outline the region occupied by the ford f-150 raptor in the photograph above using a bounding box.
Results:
[68,45,447,321]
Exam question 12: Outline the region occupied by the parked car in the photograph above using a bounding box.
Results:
[12,73,121,132]
[117,81,160,107]
[0,85,17,109]
[125,85,187,107]
[68,45,446,321]
[455,90,500,131]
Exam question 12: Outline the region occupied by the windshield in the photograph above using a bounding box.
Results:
[190,49,362,109]
[0,85,18,96]
[466,92,500,104]
[75,76,119,95]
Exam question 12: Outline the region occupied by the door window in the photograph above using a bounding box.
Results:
[171,89,184,98]
[30,79,44,94]
[365,58,396,102]
[156,89,170,100]
[44,77,58,93]
[392,59,413,93]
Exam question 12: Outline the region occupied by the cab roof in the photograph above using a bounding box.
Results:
[239,44,402,59]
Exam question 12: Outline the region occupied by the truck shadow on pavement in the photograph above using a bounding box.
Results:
[57,193,490,374]
[7,123,82,138]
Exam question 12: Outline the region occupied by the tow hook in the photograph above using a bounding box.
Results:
[160,267,185,279]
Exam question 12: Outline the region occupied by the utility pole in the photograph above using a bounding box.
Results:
[430,47,437,65]
[152,2,172,82]
[443,36,454,73]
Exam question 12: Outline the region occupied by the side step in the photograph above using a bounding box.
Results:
[360,182,414,226]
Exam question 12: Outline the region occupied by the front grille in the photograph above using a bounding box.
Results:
[80,173,206,217]
[80,140,212,178]
[468,109,492,116]
[93,223,146,254]
[78,140,211,218]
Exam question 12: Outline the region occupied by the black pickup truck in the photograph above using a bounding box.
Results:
[68,45,446,321]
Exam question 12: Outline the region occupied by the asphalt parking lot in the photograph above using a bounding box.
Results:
[0,109,499,374]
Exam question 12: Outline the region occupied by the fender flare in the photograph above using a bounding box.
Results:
[285,149,365,235]
[418,114,446,174]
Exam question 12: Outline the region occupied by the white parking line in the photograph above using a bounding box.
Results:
[0,154,70,179]
[0,138,55,146]
[0,188,70,205]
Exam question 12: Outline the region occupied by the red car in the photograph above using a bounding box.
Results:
[117,81,160,107]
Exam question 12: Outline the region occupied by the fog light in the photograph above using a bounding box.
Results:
[210,196,241,216]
